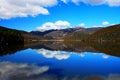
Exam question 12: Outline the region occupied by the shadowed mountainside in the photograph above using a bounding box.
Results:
[0,26,45,44]
[87,41,120,57]
[86,24,120,41]
[31,27,102,40]
[0,40,120,57]
[63,24,120,41]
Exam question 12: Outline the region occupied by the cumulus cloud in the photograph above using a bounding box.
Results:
[0,0,57,19]
[82,0,120,6]
[102,55,109,59]
[61,0,69,4]
[79,53,85,57]
[82,0,106,5]
[93,25,102,28]
[61,0,120,6]
[37,48,70,60]
[0,61,49,80]
[107,0,120,6]
[1,61,120,80]
[78,23,85,27]
[36,20,71,31]
[102,21,110,26]
[72,0,81,5]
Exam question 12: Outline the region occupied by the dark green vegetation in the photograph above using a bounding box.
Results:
[87,41,120,57]
[87,24,120,42]
[63,40,120,57]
[63,24,120,41]
[1,24,119,43]
[0,41,46,56]
[0,26,45,45]
[0,26,24,45]
[1,41,120,58]
[63,24,120,57]
[63,32,88,41]
[0,43,24,56]
[0,24,120,57]
[31,27,102,40]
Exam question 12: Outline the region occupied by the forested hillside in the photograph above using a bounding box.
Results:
[63,24,120,41]
[63,32,88,41]
[0,26,24,45]
[0,26,45,45]
[87,24,120,41]
[31,27,102,40]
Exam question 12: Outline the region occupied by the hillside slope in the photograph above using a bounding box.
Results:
[0,26,24,45]
[31,27,102,40]
[87,24,120,41]
[0,26,45,45]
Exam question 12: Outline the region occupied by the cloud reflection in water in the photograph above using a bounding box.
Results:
[0,61,49,80]
[36,48,111,60]
[0,61,120,80]
[37,48,70,60]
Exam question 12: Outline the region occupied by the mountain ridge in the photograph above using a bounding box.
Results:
[31,27,103,40]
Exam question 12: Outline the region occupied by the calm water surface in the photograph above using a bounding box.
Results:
[0,41,120,80]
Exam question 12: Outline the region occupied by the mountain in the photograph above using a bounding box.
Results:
[31,27,102,40]
[87,41,120,57]
[31,41,99,53]
[0,26,45,46]
[87,24,120,41]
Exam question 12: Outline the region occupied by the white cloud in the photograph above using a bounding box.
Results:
[107,0,120,6]
[1,61,120,80]
[37,48,70,60]
[79,53,85,57]
[0,0,119,19]
[61,0,69,4]
[79,23,85,27]
[102,21,110,26]
[93,25,101,28]
[62,0,120,6]
[36,20,71,31]
[102,55,109,59]
[82,0,106,5]
[72,0,81,5]
[0,61,49,80]
[0,0,57,19]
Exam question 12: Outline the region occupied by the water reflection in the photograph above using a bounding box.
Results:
[0,61,120,80]
[0,41,120,57]
[0,61,49,80]
[36,49,112,60]
[0,41,120,80]
[87,41,120,57]
[0,43,24,56]
[37,49,70,60]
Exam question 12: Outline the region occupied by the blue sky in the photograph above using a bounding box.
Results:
[0,0,120,32]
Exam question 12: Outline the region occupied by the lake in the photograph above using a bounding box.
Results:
[0,41,120,80]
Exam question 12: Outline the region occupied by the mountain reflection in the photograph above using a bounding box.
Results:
[0,41,120,58]
[87,41,120,57]
[0,41,120,80]
[0,42,24,56]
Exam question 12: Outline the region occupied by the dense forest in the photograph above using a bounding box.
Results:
[0,26,24,45]
[87,24,120,41]
[63,24,120,42]
[0,26,45,46]
[87,41,120,57]
[0,26,46,56]
[63,32,88,41]
[1,24,120,43]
